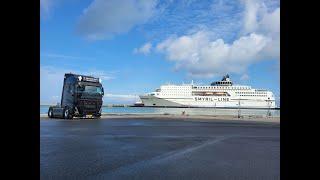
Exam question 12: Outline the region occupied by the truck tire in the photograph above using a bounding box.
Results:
[48,108,54,118]
[63,107,73,119]
[95,114,101,119]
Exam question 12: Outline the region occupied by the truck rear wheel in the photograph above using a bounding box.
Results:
[63,107,73,119]
[48,108,54,118]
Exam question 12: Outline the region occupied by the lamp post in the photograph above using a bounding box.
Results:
[238,98,241,118]
[267,99,271,118]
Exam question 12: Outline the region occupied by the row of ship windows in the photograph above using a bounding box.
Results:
[239,95,267,97]
[162,91,267,95]
[158,93,268,97]
[160,94,267,97]
[236,92,267,94]
[164,88,189,90]
[164,87,250,90]
[194,86,249,90]
[162,94,189,95]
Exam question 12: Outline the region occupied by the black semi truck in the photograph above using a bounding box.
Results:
[48,73,104,119]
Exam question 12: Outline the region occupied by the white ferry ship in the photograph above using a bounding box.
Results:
[139,75,276,109]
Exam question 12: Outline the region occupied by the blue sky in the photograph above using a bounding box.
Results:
[40,0,280,105]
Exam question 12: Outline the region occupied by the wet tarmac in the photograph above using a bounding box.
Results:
[40,117,280,180]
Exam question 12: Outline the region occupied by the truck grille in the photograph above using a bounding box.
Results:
[84,101,96,109]
[78,100,102,114]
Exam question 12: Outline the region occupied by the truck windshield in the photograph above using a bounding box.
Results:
[79,86,102,94]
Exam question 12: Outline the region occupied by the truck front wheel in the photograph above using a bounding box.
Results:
[48,108,54,118]
[63,107,73,119]
[95,114,101,119]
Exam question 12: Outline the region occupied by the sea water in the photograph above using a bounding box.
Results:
[40,105,280,117]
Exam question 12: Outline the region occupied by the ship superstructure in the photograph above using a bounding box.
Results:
[139,75,276,109]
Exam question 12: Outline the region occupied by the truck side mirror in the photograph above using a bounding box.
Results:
[101,87,104,96]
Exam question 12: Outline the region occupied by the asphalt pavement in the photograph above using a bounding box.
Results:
[40,117,280,180]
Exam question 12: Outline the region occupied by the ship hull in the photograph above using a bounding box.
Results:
[139,95,276,109]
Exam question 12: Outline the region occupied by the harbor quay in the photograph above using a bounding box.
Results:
[40,116,279,180]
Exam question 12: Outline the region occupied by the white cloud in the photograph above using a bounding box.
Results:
[242,0,280,35]
[40,52,94,60]
[150,0,279,78]
[40,0,52,16]
[76,0,158,40]
[242,0,280,60]
[156,31,270,77]
[133,42,152,55]
[257,7,280,60]
[240,74,250,81]
[259,7,280,34]
[40,0,63,18]
[241,0,262,35]
[85,69,115,81]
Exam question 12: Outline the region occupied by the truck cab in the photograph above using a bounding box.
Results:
[48,73,104,119]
